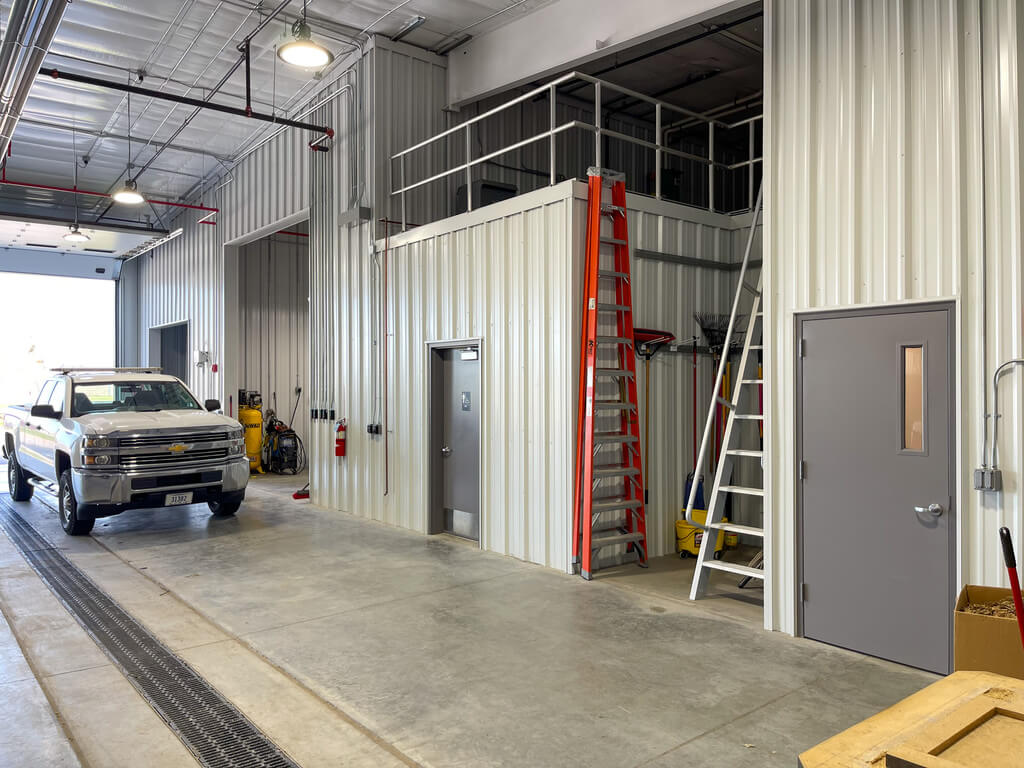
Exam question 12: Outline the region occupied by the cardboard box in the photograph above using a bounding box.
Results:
[954,584,1024,680]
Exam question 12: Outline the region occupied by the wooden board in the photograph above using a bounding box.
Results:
[799,671,1024,768]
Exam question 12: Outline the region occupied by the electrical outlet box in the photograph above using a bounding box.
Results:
[366,424,382,435]
[974,468,1003,492]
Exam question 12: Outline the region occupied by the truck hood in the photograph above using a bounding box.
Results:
[77,410,240,435]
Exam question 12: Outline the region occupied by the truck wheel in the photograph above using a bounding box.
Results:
[7,454,34,501]
[58,470,94,536]
[208,499,241,517]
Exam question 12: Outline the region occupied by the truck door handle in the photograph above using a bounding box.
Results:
[914,503,943,518]
[441,446,452,457]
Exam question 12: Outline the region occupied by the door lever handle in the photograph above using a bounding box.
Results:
[441,446,452,457]
[914,503,943,517]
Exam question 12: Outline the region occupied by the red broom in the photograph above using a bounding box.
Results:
[999,527,1024,653]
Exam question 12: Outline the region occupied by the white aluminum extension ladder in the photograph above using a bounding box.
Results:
[684,184,765,600]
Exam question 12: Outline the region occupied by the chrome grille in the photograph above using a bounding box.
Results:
[118,431,230,449]
[120,447,229,468]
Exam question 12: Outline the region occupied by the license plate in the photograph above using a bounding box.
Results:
[166,492,193,506]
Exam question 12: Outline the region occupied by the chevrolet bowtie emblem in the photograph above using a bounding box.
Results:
[168,443,190,453]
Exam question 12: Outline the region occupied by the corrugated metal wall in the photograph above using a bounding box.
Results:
[625,194,746,557]
[238,235,309,446]
[765,0,1024,633]
[377,183,575,569]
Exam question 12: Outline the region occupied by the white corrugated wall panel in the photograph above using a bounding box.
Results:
[619,193,745,558]
[350,182,576,571]
[765,0,1024,633]
[237,236,310,446]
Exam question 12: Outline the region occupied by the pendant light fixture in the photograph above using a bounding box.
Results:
[113,88,145,205]
[277,0,333,69]
[64,117,90,243]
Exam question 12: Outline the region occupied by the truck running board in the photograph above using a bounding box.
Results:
[27,477,58,496]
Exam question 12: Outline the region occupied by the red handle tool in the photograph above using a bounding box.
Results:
[999,527,1024,653]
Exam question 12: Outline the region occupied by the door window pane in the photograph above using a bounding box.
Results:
[903,346,924,451]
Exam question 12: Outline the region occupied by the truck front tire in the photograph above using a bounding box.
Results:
[208,492,243,517]
[58,470,94,535]
[7,454,33,501]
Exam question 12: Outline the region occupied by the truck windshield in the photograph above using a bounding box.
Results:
[71,381,202,415]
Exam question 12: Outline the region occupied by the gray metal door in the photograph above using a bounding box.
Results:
[160,323,188,382]
[435,347,481,540]
[798,305,954,674]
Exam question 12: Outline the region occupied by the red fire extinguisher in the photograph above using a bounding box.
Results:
[335,419,347,457]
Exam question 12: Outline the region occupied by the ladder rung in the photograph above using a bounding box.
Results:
[591,531,645,550]
[755,311,763,317]
[715,396,733,410]
[600,237,628,247]
[601,204,625,216]
[749,345,763,350]
[599,270,630,280]
[720,485,764,497]
[594,433,638,444]
[708,522,764,537]
[733,414,764,421]
[594,400,636,411]
[741,282,761,296]
[598,303,630,312]
[726,449,763,458]
[593,465,640,478]
[592,497,643,513]
[701,560,764,579]
[596,367,634,377]
[596,335,633,345]
[740,379,763,384]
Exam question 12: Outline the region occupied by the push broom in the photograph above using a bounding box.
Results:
[999,527,1024,653]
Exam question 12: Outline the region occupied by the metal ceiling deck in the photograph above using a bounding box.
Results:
[0,0,553,226]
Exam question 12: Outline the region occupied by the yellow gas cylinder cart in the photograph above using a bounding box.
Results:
[676,509,726,559]
[237,390,265,474]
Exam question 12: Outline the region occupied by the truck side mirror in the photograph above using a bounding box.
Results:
[204,399,221,412]
[30,404,59,419]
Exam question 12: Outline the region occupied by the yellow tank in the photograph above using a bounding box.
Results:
[238,405,264,473]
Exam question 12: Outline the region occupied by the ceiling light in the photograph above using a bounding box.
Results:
[63,225,90,243]
[279,2,333,70]
[278,21,333,68]
[113,178,145,205]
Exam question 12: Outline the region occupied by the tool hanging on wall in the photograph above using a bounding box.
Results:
[572,168,647,581]
[634,328,676,507]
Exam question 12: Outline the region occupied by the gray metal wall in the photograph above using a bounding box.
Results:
[238,235,310,447]
[765,0,1024,633]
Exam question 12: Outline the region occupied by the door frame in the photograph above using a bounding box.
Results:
[426,337,484,546]
[794,301,957,666]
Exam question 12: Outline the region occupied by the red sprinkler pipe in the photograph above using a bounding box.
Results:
[0,178,220,224]
[999,527,1024,653]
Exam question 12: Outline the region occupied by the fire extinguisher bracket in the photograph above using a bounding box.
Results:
[335,419,347,458]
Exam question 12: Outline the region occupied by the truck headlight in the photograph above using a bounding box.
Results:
[84,454,113,466]
[229,427,243,441]
[84,436,112,449]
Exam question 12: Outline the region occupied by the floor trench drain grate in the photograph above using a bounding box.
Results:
[0,497,300,768]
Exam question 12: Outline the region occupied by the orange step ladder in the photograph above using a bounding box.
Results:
[572,168,647,580]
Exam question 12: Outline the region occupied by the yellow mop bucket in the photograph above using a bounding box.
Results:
[676,509,726,559]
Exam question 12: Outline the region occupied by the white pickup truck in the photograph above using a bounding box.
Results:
[3,369,248,535]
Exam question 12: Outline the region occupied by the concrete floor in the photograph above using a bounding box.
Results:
[0,470,936,768]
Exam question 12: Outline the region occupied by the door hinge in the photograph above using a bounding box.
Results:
[798,459,806,481]
[799,338,807,358]
[801,582,808,602]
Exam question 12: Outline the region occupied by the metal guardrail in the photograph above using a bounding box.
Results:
[390,71,762,230]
